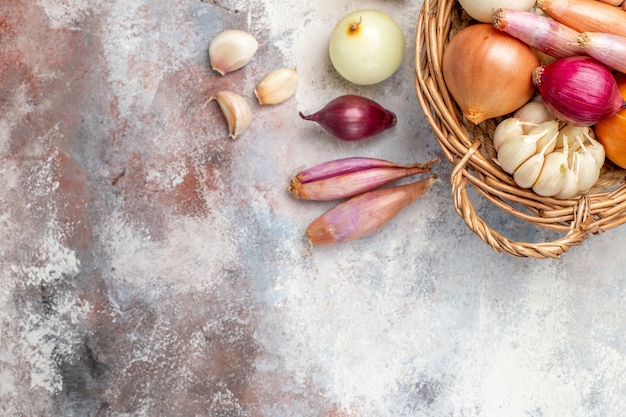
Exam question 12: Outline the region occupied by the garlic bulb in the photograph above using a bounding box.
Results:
[495,117,605,198]
[207,91,252,139]
[209,30,259,76]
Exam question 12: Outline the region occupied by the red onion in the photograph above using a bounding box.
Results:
[299,95,397,141]
[532,56,626,126]
[289,156,437,201]
[306,174,439,246]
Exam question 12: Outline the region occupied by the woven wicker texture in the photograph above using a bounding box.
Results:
[414,0,626,258]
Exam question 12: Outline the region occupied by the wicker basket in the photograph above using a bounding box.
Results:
[414,0,626,259]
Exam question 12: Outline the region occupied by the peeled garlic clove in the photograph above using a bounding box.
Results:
[209,29,259,76]
[514,152,545,189]
[496,135,538,174]
[493,118,525,152]
[208,91,252,139]
[513,100,555,133]
[532,152,568,197]
[255,67,298,105]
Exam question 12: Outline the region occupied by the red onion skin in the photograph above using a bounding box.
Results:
[299,95,397,141]
[289,157,437,201]
[306,174,439,246]
[294,157,402,183]
[532,56,626,126]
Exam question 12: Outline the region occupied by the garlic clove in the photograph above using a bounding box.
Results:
[533,120,559,154]
[255,67,298,105]
[496,134,538,174]
[554,165,579,199]
[493,118,525,152]
[207,91,252,139]
[554,137,579,199]
[512,124,557,189]
[532,152,568,197]
[556,125,585,152]
[514,152,545,189]
[513,100,556,133]
[575,149,602,192]
[209,29,259,76]
[581,129,606,168]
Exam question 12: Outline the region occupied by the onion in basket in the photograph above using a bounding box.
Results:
[594,72,626,168]
[458,0,535,23]
[442,24,539,125]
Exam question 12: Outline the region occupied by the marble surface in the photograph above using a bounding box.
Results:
[2,0,626,416]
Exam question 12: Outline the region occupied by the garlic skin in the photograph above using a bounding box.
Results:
[207,91,252,139]
[554,162,579,199]
[532,151,569,197]
[514,153,545,189]
[493,118,524,152]
[255,68,298,105]
[513,100,555,133]
[575,145,602,192]
[557,125,585,152]
[209,30,259,76]
[531,120,559,155]
[513,128,557,189]
[497,134,539,174]
[581,133,606,168]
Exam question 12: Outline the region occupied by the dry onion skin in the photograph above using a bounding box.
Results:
[442,24,539,125]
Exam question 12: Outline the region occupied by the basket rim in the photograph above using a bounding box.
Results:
[414,0,626,258]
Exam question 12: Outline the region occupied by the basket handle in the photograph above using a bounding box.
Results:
[449,141,591,259]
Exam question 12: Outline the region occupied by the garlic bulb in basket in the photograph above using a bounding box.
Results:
[495,117,605,198]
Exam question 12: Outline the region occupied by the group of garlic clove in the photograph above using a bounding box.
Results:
[207,29,299,139]
[494,100,605,199]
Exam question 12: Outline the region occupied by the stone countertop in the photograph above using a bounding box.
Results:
[2,0,626,416]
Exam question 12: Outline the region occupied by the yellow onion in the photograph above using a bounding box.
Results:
[594,72,626,168]
[442,24,539,125]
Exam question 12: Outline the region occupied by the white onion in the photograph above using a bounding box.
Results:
[329,9,405,85]
[458,0,535,23]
